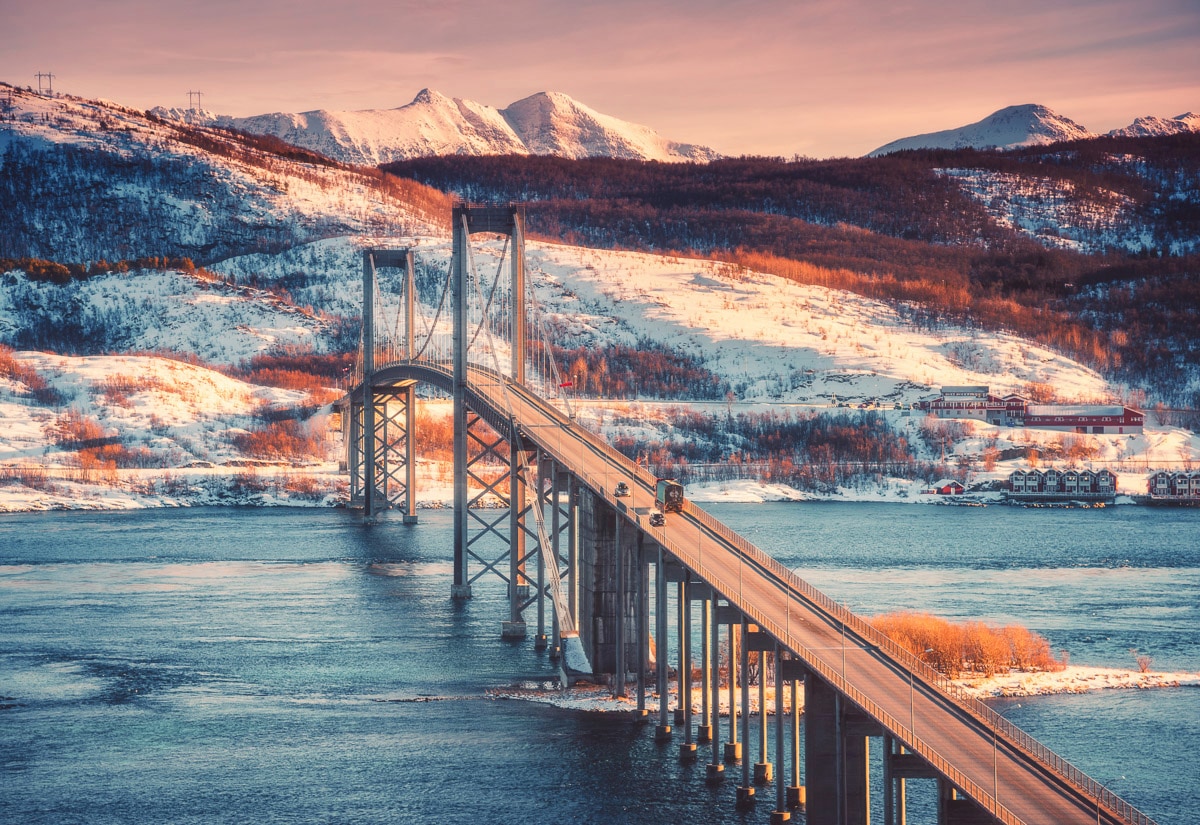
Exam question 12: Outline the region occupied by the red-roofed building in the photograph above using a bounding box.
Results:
[920,386,1143,433]
[1024,405,1143,434]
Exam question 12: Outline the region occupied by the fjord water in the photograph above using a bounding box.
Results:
[1,504,1197,824]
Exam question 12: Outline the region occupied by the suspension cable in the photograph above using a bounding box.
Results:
[411,254,453,361]
[465,233,510,351]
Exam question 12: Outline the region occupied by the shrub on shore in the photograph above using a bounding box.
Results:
[870,611,1063,677]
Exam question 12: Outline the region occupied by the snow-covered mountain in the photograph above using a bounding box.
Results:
[1107,112,1200,138]
[500,91,720,161]
[153,89,721,165]
[869,104,1094,156]
[870,104,1200,156]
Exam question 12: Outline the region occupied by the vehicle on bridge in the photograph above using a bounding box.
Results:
[655,478,684,513]
[613,482,630,497]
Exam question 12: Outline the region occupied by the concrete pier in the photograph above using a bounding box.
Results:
[654,544,671,743]
[678,577,696,761]
[737,617,754,806]
[575,488,639,677]
[724,612,741,763]
[706,598,724,784]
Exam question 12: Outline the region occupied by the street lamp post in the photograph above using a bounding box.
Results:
[909,648,934,736]
[1096,777,1124,825]
[993,703,1022,809]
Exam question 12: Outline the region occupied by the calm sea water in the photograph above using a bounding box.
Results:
[1,503,1196,825]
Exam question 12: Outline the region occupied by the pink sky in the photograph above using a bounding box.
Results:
[3,0,1197,157]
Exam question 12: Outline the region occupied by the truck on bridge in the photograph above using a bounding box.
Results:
[655,478,684,514]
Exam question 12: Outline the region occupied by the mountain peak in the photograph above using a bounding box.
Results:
[869,104,1092,156]
[411,88,452,106]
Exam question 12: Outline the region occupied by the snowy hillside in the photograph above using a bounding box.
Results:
[937,168,1146,254]
[869,104,1092,156]
[0,266,341,363]
[0,84,445,264]
[4,235,1197,511]
[214,236,1120,404]
[152,89,721,164]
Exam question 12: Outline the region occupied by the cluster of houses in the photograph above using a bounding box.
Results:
[922,386,1144,435]
[1008,468,1117,498]
[1147,471,1200,499]
[1003,468,1200,502]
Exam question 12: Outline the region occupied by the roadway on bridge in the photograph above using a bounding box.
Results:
[367,363,1137,825]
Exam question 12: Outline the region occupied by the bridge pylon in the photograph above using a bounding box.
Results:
[349,248,418,522]
[451,204,532,619]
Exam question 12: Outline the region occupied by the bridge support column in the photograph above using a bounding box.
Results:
[547,459,563,659]
[532,451,548,650]
[402,384,417,523]
[844,724,870,825]
[883,735,901,825]
[614,514,626,696]
[502,432,529,640]
[724,608,742,764]
[576,488,638,683]
[567,474,578,634]
[805,674,840,825]
[360,251,378,522]
[654,544,672,742]
[939,778,991,825]
[705,597,724,783]
[785,662,806,810]
[451,211,471,600]
[744,627,774,786]
[347,396,363,504]
[678,575,696,761]
[697,592,712,744]
[805,674,874,825]
[634,532,649,722]
[755,652,772,785]
[771,643,791,824]
[736,617,754,808]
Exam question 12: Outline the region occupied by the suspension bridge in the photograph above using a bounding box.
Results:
[337,203,1157,825]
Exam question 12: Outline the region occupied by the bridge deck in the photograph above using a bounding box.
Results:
[354,361,1149,825]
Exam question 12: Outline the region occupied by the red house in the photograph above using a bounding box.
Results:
[930,479,965,495]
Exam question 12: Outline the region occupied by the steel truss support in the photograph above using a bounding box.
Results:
[350,385,418,520]
[350,247,418,522]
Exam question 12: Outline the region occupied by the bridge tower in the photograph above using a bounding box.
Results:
[450,204,533,637]
[349,248,418,523]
